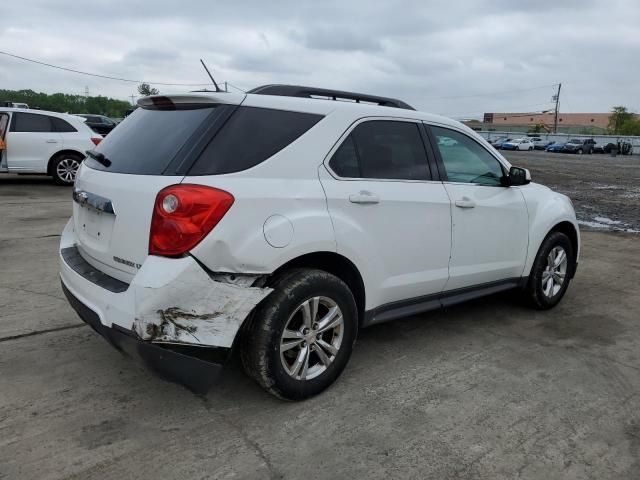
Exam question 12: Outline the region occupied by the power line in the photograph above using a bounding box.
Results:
[446,101,556,118]
[425,83,560,101]
[0,50,211,87]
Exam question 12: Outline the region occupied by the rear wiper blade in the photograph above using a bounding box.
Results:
[85,149,111,167]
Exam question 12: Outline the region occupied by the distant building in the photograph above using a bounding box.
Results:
[482,112,610,131]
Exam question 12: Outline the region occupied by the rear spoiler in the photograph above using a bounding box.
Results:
[138,93,245,109]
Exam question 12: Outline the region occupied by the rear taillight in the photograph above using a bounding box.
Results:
[91,137,102,146]
[149,184,234,257]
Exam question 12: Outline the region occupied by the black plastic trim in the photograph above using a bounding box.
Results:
[248,84,415,110]
[61,281,226,394]
[61,246,129,293]
[363,278,521,327]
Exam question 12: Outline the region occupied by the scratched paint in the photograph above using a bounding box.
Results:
[133,263,272,348]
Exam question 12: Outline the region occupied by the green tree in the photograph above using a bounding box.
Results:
[608,106,634,134]
[0,89,131,117]
[137,83,159,96]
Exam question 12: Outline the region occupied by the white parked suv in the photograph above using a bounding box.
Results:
[59,85,579,400]
[0,108,102,185]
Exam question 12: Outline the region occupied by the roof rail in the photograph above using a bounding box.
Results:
[247,84,415,111]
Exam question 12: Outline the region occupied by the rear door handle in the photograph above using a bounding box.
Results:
[349,191,380,204]
[46,139,58,143]
[455,198,476,208]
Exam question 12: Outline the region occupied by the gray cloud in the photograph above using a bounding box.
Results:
[0,0,639,116]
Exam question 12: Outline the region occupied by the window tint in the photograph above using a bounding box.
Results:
[85,106,221,175]
[328,136,359,177]
[189,107,323,175]
[11,113,53,132]
[329,121,430,180]
[431,126,504,186]
[51,117,77,132]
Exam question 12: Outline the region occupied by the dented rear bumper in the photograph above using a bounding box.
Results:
[58,218,272,391]
[62,281,224,393]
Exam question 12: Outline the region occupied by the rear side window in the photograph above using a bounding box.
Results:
[189,107,323,175]
[51,117,77,132]
[11,113,53,132]
[329,120,430,180]
[86,106,222,174]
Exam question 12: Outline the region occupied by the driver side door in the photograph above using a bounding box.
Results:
[426,124,529,291]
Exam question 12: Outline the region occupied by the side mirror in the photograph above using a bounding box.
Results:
[502,166,531,186]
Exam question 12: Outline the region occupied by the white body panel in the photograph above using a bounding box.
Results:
[443,183,529,289]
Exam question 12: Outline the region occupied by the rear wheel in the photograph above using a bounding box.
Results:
[241,269,358,400]
[577,148,583,155]
[524,231,574,309]
[51,153,82,186]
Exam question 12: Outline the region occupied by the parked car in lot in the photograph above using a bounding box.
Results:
[545,142,565,152]
[501,138,534,151]
[0,108,102,185]
[75,114,118,136]
[60,85,580,400]
[562,138,596,154]
[489,137,512,149]
[530,137,551,150]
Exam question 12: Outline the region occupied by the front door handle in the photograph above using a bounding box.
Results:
[349,191,380,204]
[46,139,58,143]
[455,198,476,208]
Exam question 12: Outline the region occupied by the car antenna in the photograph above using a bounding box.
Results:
[199,59,223,92]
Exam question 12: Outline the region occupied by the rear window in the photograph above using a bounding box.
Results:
[188,107,323,175]
[85,106,223,175]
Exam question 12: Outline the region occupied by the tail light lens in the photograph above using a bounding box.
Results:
[149,184,234,257]
[91,137,102,146]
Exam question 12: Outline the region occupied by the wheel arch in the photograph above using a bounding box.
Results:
[268,251,366,326]
[548,221,579,270]
[47,149,85,176]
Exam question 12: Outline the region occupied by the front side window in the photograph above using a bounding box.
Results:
[430,126,504,186]
[11,113,54,133]
[329,120,430,180]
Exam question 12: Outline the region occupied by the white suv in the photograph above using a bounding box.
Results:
[59,85,579,400]
[0,108,102,185]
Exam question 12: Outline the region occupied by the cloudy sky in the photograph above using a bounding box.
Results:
[1,0,639,118]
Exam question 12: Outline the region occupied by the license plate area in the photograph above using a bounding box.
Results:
[76,204,115,251]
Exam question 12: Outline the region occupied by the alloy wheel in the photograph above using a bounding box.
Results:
[542,246,568,297]
[280,296,344,381]
[56,158,80,184]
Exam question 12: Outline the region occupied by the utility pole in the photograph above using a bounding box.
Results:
[553,83,562,133]
[129,94,136,106]
[84,86,90,98]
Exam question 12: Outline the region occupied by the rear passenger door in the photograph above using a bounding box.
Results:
[7,112,63,172]
[319,119,451,310]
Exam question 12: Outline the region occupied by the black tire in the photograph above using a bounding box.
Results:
[51,153,83,186]
[241,269,358,400]
[524,231,574,310]
[528,146,533,151]
[577,148,583,155]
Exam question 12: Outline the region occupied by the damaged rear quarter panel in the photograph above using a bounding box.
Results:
[132,256,272,348]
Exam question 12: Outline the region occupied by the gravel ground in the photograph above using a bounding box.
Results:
[0,173,639,479]
[503,150,640,232]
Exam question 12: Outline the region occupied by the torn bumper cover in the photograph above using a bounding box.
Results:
[59,239,272,393]
[62,281,225,393]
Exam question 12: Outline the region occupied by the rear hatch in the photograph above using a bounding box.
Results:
[72,94,243,282]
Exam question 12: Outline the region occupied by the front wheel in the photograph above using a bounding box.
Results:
[241,269,358,400]
[51,154,82,186]
[524,231,574,309]
[577,148,583,155]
